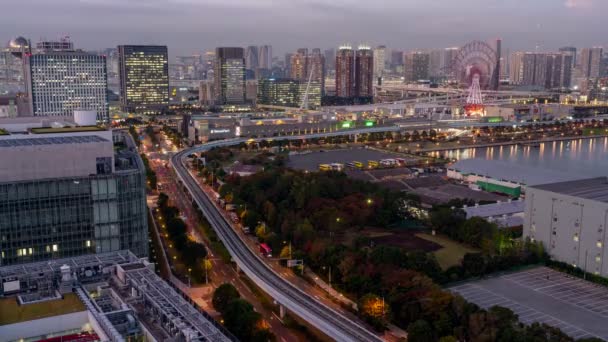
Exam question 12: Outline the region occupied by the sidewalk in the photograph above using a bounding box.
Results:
[304,268,357,309]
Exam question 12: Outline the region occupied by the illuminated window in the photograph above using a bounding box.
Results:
[86,240,91,247]
[596,255,602,263]
[573,234,579,242]
[598,241,604,248]
[52,244,59,252]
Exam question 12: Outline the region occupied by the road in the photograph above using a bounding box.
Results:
[171,135,384,341]
[143,132,302,341]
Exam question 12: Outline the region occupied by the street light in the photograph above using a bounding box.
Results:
[188,268,192,288]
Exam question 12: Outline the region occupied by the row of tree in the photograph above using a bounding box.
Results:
[212,283,275,341]
[156,193,209,283]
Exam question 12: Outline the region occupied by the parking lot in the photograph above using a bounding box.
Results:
[287,148,415,171]
[449,267,608,340]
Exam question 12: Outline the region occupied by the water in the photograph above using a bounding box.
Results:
[431,137,608,178]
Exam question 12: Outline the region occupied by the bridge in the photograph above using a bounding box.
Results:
[171,129,392,342]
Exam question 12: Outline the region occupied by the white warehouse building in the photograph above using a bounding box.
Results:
[524,177,608,276]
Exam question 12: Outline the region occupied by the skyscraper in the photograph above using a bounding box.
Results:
[290,48,308,80]
[25,47,108,122]
[245,45,259,71]
[335,45,355,98]
[284,53,293,76]
[509,51,525,85]
[581,47,603,79]
[429,49,442,78]
[559,47,577,67]
[390,50,404,70]
[258,45,272,69]
[118,45,169,115]
[518,52,572,89]
[214,47,246,105]
[290,48,325,95]
[356,46,374,97]
[403,52,430,82]
[373,45,386,80]
[324,48,335,72]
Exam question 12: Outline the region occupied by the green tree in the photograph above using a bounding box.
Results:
[407,320,435,342]
[462,253,487,277]
[212,283,240,314]
[222,299,263,341]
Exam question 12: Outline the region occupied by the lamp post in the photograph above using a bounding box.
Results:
[188,268,192,288]
[204,256,209,284]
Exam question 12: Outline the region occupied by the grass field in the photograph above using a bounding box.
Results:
[416,233,478,270]
[0,293,85,326]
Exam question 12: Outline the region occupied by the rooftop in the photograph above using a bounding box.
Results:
[464,199,525,218]
[0,293,85,326]
[531,177,608,203]
[30,126,106,134]
[449,158,584,186]
[0,135,108,148]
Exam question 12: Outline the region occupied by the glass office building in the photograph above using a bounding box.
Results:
[118,45,169,115]
[214,47,246,105]
[0,132,148,266]
[257,78,321,109]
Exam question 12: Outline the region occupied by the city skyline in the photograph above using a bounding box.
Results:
[2,0,607,56]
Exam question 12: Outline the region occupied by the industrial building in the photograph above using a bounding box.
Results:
[463,199,525,228]
[0,113,148,265]
[524,178,608,276]
[447,158,582,197]
[0,250,232,341]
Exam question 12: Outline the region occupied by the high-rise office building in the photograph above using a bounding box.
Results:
[355,46,374,97]
[580,47,603,79]
[404,51,430,82]
[118,45,169,115]
[258,45,272,69]
[214,47,246,105]
[335,46,355,98]
[245,45,259,71]
[521,53,547,87]
[257,78,321,109]
[373,45,386,80]
[25,49,108,122]
[0,127,148,266]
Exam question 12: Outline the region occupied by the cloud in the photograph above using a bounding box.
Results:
[564,0,593,8]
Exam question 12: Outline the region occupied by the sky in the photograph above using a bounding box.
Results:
[1,0,606,57]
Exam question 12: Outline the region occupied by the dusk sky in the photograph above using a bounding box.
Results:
[2,0,606,56]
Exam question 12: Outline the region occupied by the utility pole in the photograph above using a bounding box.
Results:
[329,266,332,289]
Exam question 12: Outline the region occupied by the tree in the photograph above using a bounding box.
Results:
[438,337,458,342]
[212,283,240,314]
[407,320,435,342]
[462,253,487,277]
[359,293,386,319]
[222,299,265,341]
